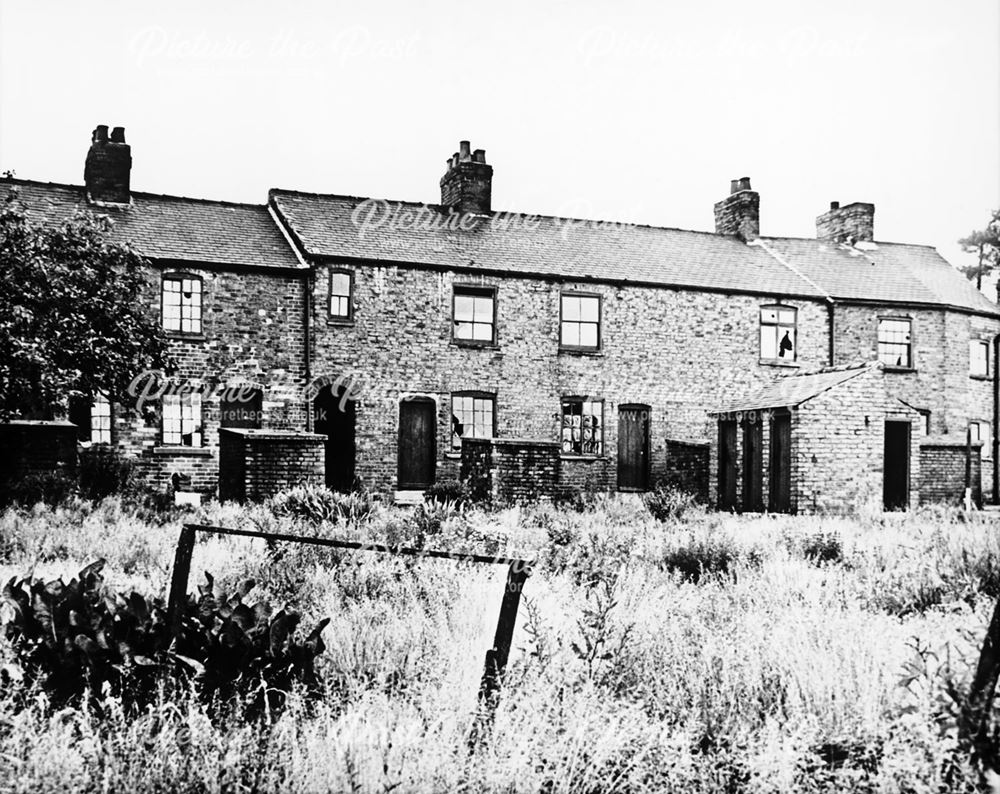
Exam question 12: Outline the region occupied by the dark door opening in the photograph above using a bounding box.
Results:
[883,420,911,510]
[742,418,764,513]
[398,398,436,490]
[718,419,738,511]
[617,404,651,491]
[313,385,356,492]
[768,411,792,513]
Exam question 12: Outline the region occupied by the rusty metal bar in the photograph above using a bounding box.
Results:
[166,524,196,640]
[181,523,530,567]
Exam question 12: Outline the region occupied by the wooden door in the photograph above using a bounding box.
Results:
[718,419,738,511]
[398,398,436,489]
[617,405,651,491]
[768,412,792,513]
[742,418,763,513]
[313,386,356,492]
[883,420,911,510]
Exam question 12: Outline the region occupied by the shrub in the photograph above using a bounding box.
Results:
[2,471,76,507]
[643,483,699,522]
[801,531,844,565]
[423,479,470,507]
[269,485,375,526]
[1,560,329,721]
[660,534,750,583]
[79,445,135,501]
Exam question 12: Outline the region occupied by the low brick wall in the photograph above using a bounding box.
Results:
[663,439,710,501]
[920,437,982,507]
[559,456,613,494]
[0,420,79,498]
[219,428,326,502]
[461,438,561,505]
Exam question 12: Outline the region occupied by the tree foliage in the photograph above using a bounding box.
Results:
[0,185,171,419]
[958,209,1000,291]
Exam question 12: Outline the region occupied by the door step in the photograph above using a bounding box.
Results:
[394,490,425,506]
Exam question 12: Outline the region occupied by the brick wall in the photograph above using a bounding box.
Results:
[108,266,309,494]
[833,304,997,500]
[0,421,79,496]
[919,438,982,506]
[663,439,710,501]
[311,263,832,494]
[460,437,560,505]
[218,428,325,502]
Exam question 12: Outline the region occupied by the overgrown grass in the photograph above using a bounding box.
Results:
[1,496,998,791]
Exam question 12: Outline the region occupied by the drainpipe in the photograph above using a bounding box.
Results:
[303,268,312,432]
[827,299,836,367]
[993,333,999,503]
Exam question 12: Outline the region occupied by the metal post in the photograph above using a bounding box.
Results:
[166,524,196,641]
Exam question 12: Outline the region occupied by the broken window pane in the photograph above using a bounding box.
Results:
[878,318,912,368]
[560,399,603,455]
[453,287,495,343]
[759,305,796,361]
[451,393,495,449]
[162,274,203,334]
[163,393,202,447]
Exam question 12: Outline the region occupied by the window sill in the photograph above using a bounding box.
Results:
[971,374,992,382]
[451,340,499,350]
[759,358,799,368]
[326,317,354,327]
[165,332,207,342]
[560,454,607,462]
[444,452,462,460]
[153,446,213,457]
[559,347,603,357]
[882,366,917,374]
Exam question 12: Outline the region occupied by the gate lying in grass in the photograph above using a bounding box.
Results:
[166,523,532,729]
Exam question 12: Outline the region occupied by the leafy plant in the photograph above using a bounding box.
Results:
[643,483,699,522]
[269,484,374,525]
[2,560,329,721]
[424,479,470,507]
[1,471,77,507]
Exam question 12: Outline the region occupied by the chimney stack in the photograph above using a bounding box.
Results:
[84,124,131,204]
[816,201,874,245]
[714,176,759,242]
[440,140,492,214]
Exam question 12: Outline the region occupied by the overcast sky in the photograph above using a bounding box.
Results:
[1,0,997,273]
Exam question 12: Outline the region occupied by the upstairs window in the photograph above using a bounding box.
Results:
[329,270,353,320]
[560,293,601,350]
[162,274,202,334]
[878,318,912,368]
[163,394,202,447]
[453,286,496,344]
[760,306,796,361]
[560,398,603,455]
[971,340,990,377]
[451,392,495,449]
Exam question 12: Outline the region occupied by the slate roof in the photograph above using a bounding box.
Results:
[709,363,874,415]
[762,236,998,315]
[269,190,999,316]
[268,191,826,298]
[2,179,303,270]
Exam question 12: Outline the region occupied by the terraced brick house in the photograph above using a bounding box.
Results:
[4,128,997,511]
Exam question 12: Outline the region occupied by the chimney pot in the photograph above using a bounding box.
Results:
[715,176,760,241]
[85,123,131,204]
[440,140,493,214]
[830,200,840,210]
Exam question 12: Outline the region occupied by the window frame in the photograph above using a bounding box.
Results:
[970,339,991,378]
[328,268,354,322]
[162,393,204,448]
[559,397,605,457]
[452,284,497,346]
[758,304,798,363]
[970,420,992,460]
[877,316,915,370]
[161,272,204,336]
[90,392,113,445]
[450,390,497,451]
[559,291,602,353]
